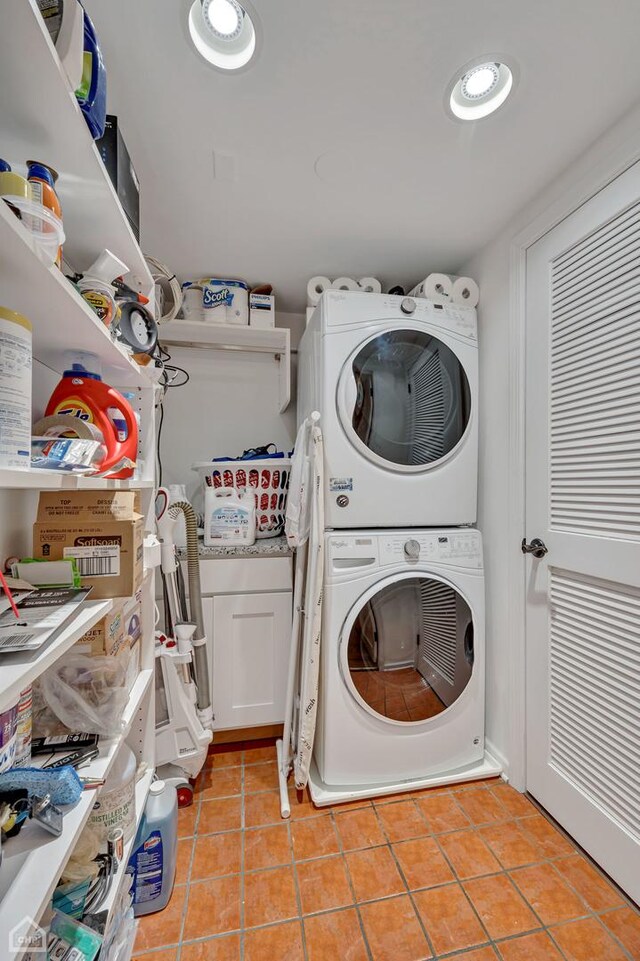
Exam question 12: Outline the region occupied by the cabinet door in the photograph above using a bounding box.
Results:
[212,592,291,730]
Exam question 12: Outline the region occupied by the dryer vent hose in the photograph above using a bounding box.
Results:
[169,500,211,714]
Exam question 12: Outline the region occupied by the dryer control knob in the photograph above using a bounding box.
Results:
[404,538,421,559]
[400,297,416,314]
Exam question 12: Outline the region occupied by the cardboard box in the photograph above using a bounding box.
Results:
[74,590,143,692]
[123,590,142,691]
[249,292,275,329]
[33,491,144,600]
[74,599,126,657]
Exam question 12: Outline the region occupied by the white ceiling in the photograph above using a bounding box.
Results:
[86,0,640,312]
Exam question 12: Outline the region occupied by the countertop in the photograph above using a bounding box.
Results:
[178,534,292,559]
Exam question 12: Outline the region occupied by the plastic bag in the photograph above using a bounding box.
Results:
[61,821,102,883]
[40,652,130,737]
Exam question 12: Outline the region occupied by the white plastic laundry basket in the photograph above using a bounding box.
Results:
[193,459,291,538]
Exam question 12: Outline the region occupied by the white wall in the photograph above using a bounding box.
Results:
[159,313,304,504]
[461,102,640,785]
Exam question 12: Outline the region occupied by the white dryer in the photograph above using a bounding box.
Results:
[298,290,478,528]
[308,528,500,806]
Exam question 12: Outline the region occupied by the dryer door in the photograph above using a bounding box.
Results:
[342,573,475,723]
[337,328,471,472]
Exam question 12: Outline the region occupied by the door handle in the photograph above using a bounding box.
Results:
[521,537,548,559]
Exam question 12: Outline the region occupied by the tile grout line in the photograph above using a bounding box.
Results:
[369,796,439,959]
[286,797,310,961]
[331,807,376,961]
[175,793,203,961]
[239,759,246,961]
[427,803,507,956]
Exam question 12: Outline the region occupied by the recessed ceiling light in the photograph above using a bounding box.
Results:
[188,0,257,71]
[448,59,514,121]
[204,0,242,39]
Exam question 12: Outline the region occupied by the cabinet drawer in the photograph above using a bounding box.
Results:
[211,591,292,730]
[196,556,292,595]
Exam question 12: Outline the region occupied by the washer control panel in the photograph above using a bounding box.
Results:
[379,530,482,568]
[328,530,482,571]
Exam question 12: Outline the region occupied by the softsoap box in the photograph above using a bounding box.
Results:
[182,278,249,325]
[33,491,143,599]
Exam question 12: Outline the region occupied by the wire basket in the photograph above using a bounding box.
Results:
[192,459,291,538]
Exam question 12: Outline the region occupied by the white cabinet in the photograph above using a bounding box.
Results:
[208,592,291,730]
[199,555,293,732]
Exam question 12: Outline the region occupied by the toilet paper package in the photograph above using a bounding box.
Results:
[182,279,249,325]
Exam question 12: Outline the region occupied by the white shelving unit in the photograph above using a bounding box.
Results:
[0,671,154,960]
[0,2,153,292]
[160,319,292,412]
[0,469,155,492]
[0,201,151,388]
[0,3,159,957]
[0,600,112,715]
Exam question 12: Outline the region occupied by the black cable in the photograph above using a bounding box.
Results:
[157,398,164,486]
[154,342,189,486]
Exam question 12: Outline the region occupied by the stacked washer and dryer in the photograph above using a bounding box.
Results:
[297,289,501,805]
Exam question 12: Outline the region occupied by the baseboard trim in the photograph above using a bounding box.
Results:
[486,737,511,783]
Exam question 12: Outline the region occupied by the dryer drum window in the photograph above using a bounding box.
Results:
[346,576,474,723]
[349,329,471,467]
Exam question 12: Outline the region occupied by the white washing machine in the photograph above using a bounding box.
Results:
[308,528,500,806]
[298,290,478,528]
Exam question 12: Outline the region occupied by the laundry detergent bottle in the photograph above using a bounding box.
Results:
[204,486,256,547]
[128,780,178,916]
[45,354,138,478]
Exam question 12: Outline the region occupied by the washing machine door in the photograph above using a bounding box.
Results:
[341,572,475,724]
[337,327,471,473]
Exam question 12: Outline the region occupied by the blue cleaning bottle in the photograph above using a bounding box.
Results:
[127,780,178,916]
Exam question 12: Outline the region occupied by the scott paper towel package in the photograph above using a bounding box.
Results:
[181,279,249,325]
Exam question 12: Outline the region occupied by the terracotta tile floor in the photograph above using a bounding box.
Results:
[133,740,640,961]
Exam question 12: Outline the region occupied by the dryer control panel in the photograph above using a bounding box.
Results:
[379,530,483,568]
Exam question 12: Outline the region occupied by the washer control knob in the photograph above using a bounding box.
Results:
[336,494,349,508]
[400,297,416,315]
[404,538,421,559]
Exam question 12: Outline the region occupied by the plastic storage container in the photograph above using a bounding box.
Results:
[204,486,256,547]
[0,306,32,469]
[193,457,291,538]
[128,780,178,916]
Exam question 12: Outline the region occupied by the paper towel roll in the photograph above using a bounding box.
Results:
[332,277,359,291]
[451,276,480,308]
[425,273,453,300]
[307,276,331,307]
[408,275,448,301]
[306,307,315,325]
[357,277,382,294]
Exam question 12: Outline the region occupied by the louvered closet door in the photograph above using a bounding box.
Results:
[525,160,640,902]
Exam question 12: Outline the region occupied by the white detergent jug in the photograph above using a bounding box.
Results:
[204,486,256,547]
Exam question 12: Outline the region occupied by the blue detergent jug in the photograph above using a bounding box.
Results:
[127,781,178,916]
[75,7,106,139]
